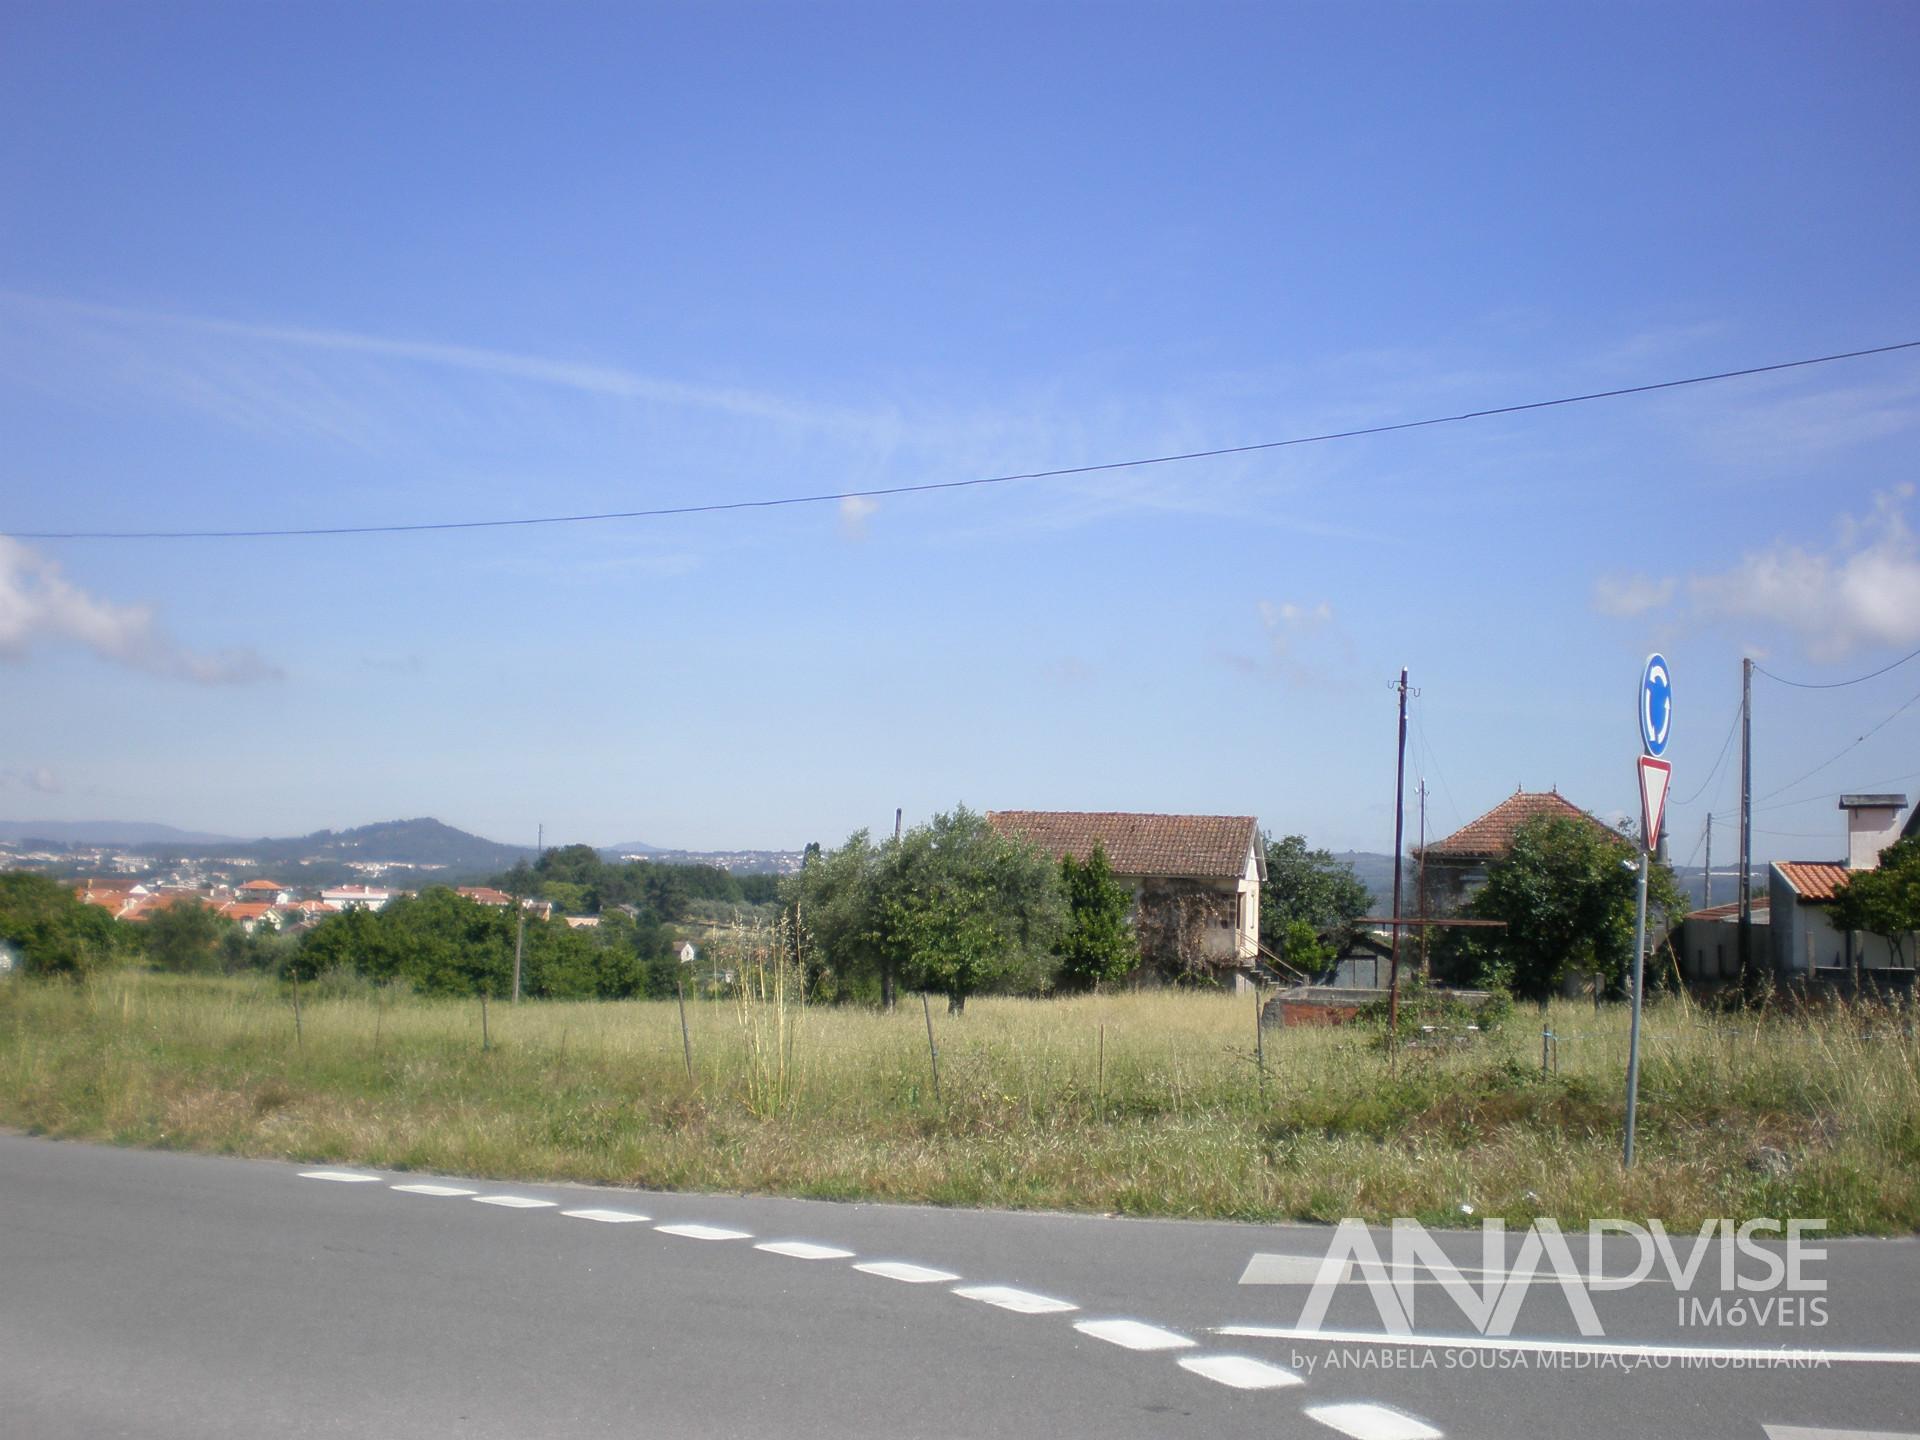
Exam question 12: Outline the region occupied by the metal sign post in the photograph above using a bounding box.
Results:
[1624,654,1673,1169]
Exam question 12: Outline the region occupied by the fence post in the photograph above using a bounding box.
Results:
[921,992,942,1103]
[1254,984,1267,1098]
[480,990,490,1052]
[676,980,694,1082]
[291,969,303,1049]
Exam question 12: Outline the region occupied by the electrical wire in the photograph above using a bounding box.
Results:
[1753,643,1920,690]
[10,338,1919,542]
[1671,697,1742,808]
[1754,683,1920,804]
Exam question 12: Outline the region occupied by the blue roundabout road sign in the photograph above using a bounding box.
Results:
[1640,653,1672,758]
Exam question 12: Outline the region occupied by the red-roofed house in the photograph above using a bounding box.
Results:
[986,811,1265,984]
[1415,789,1619,916]
[1769,794,1914,984]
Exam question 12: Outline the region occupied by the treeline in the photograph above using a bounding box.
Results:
[491,845,780,920]
[291,889,677,999]
[0,821,1386,1009]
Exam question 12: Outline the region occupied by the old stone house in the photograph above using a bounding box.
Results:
[986,811,1265,987]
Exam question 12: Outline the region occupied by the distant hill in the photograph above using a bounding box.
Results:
[35,817,538,875]
[226,818,533,872]
[607,840,661,854]
[0,820,241,847]
[1329,851,1405,913]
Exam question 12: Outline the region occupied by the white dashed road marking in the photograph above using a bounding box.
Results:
[1304,1402,1443,1440]
[756,1241,856,1260]
[952,1285,1078,1315]
[1176,1354,1304,1390]
[290,1171,1466,1435]
[854,1261,960,1284]
[472,1195,558,1209]
[1073,1319,1195,1352]
[655,1223,752,1241]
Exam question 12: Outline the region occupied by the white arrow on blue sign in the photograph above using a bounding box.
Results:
[1640,653,1672,758]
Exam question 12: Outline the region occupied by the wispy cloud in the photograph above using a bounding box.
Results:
[0,537,280,683]
[1687,487,1920,659]
[0,290,884,437]
[1594,487,1920,660]
[838,494,880,541]
[1591,573,1677,618]
[1216,598,1351,685]
[0,764,62,794]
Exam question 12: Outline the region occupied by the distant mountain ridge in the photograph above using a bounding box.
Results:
[0,820,242,847]
[0,817,531,874]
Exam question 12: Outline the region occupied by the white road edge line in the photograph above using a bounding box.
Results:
[951,1285,1078,1315]
[1074,1319,1195,1352]
[756,1241,857,1260]
[1217,1325,1920,1366]
[391,1184,478,1197]
[561,1209,651,1223]
[1304,1401,1443,1440]
[655,1223,752,1241]
[1176,1354,1304,1390]
[1762,1426,1920,1440]
[853,1261,960,1284]
[299,1170,383,1182]
[472,1195,558,1209]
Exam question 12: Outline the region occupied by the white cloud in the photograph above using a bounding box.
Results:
[0,538,280,684]
[0,764,62,794]
[1591,573,1676,618]
[1687,487,1920,660]
[1259,599,1335,655]
[838,494,880,541]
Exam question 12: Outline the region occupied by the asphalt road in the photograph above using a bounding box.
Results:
[2,1133,1915,1439]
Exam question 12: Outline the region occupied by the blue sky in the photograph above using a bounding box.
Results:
[3,1,1919,867]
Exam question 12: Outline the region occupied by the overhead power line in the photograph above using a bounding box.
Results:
[1754,643,1920,690]
[1671,697,1742,808]
[9,338,1919,542]
[1753,683,1920,805]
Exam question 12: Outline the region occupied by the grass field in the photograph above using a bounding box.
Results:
[2,972,1916,1232]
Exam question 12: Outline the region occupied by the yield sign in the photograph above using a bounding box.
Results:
[1637,755,1672,853]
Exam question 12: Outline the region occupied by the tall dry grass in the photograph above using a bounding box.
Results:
[0,971,1914,1231]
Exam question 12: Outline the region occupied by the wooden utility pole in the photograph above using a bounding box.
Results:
[1416,778,1430,978]
[1387,667,1410,1038]
[1704,813,1713,911]
[1738,658,1754,999]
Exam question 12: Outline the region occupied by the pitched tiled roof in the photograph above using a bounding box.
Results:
[987,811,1259,880]
[1774,861,1854,902]
[239,878,283,892]
[1419,790,1611,860]
[219,902,277,920]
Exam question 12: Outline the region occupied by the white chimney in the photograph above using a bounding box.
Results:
[1839,794,1908,870]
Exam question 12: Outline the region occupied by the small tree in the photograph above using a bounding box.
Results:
[1830,837,1920,979]
[880,806,1065,1013]
[1056,842,1138,991]
[144,899,229,974]
[1438,815,1685,1002]
[0,873,122,978]
[1259,835,1371,956]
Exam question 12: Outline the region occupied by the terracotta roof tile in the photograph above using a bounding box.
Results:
[1774,861,1854,902]
[1419,790,1612,860]
[1686,899,1771,922]
[986,811,1258,880]
[239,879,283,892]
